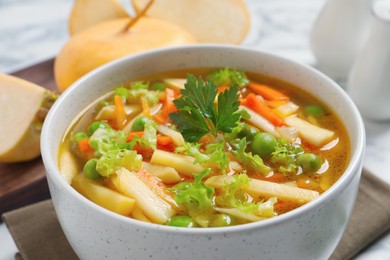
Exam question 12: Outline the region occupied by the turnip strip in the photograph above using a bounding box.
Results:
[150,150,204,177]
[157,125,185,146]
[275,101,299,118]
[285,116,334,147]
[142,162,181,184]
[239,105,279,137]
[131,206,152,223]
[72,175,135,216]
[113,168,174,224]
[205,176,319,204]
[95,104,141,121]
[59,150,78,184]
[163,78,186,90]
[276,126,298,143]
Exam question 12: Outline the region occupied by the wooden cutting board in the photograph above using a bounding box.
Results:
[0,59,56,217]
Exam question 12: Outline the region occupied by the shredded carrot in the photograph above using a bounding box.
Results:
[141,97,151,117]
[217,85,229,94]
[244,93,286,127]
[132,143,154,159]
[274,201,298,213]
[162,88,176,118]
[153,114,166,124]
[157,143,176,152]
[266,100,287,108]
[247,82,289,101]
[136,168,178,208]
[78,138,94,153]
[127,131,144,142]
[114,95,126,129]
[157,135,173,146]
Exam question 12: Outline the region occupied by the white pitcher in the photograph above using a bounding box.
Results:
[310,0,372,82]
[348,0,390,121]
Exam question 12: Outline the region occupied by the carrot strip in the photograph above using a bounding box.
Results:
[114,95,126,129]
[127,131,144,142]
[78,138,94,153]
[153,114,166,124]
[132,143,154,159]
[244,93,286,127]
[157,143,176,152]
[162,88,176,118]
[266,100,287,108]
[141,97,151,117]
[217,85,229,94]
[247,82,289,101]
[157,135,173,146]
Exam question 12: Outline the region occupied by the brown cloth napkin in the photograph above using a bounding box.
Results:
[2,200,78,260]
[3,168,390,260]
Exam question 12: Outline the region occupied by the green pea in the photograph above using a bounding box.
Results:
[151,82,166,91]
[89,122,111,134]
[166,216,195,228]
[83,159,101,180]
[72,132,88,142]
[296,153,322,172]
[305,105,325,118]
[212,214,232,227]
[131,116,149,131]
[251,132,277,158]
[238,125,259,141]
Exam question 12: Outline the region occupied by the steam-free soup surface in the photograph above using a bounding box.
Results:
[59,68,349,227]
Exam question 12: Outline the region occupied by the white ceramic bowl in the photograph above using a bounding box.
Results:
[41,45,365,260]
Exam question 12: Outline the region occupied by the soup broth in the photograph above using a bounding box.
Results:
[59,68,350,227]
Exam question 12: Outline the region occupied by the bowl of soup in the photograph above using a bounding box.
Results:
[41,45,365,259]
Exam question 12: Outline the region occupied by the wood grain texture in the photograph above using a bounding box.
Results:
[0,59,56,217]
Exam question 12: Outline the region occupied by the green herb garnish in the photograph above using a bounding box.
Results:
[170,75,240,142]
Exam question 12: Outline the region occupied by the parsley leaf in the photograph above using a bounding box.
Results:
[170,75,240,142]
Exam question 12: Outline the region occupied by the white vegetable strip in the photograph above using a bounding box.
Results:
[205,175,319,204]
[275,101,299,118]
[157,125,185,146]
[163,78,186,90]
[131,206,152,223]
[285,116,334,146]
[276,126,298,143]
[59,150,78,184]
[95,104,141,121]
[114,168,174,224]
[239,105,279,137]
[142,162,181,184]
[73,175,135,216]
[150,150,204,177]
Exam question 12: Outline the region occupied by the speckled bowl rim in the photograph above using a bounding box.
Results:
[42,44,365,235]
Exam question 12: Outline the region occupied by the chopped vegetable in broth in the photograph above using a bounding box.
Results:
[59,68,350,227]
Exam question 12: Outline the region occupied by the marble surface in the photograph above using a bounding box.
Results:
[1,0,390,259]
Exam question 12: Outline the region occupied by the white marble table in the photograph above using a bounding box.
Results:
[1,0,390,259]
